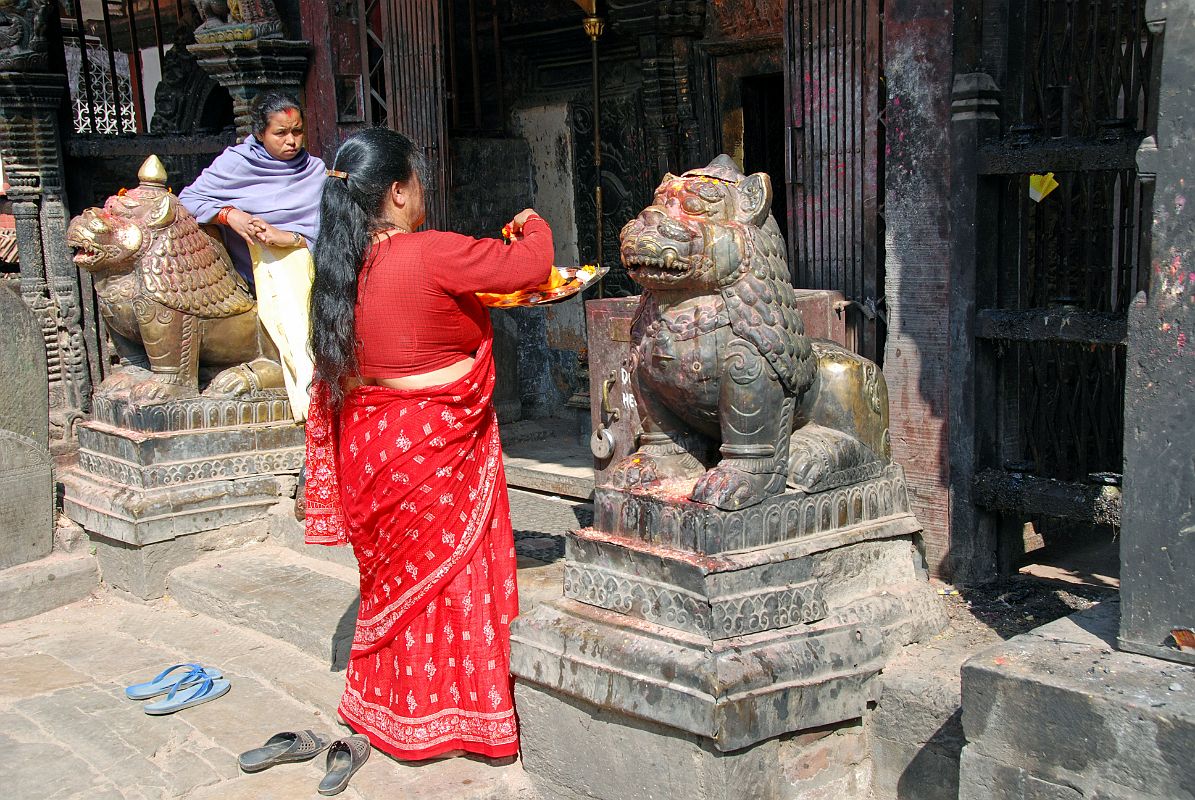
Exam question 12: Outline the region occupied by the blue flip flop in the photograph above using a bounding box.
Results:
[125,664,224,701]
[142,673,231,715]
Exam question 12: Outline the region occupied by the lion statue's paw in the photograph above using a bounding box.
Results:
[94,366,154,401]
[205,364,257,397]
[127,379,200,405]
[204,359,285,398]
[786,424,879,492]
[691,462,786,511]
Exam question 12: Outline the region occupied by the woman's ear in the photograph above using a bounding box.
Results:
[390,181,406,210]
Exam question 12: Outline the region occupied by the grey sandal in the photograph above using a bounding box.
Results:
[237,729,332,773]
[317,734,371,796]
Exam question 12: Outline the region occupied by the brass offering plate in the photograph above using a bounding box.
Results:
[478,264,608,308]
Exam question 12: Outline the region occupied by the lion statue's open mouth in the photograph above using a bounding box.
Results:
[67,208,141,271]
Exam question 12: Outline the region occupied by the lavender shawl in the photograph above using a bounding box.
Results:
[178,135,326,284]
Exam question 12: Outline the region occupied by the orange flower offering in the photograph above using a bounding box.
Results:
[477,264,605,308]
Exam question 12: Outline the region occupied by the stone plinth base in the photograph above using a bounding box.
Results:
[62,418,301,545]
[594,464,912,553]
[513,464,944,798]
[959,599,1195,800]
[62,397,302,598]
[514,582,942,752]
[512,468,946,754]
[516,682,873,800]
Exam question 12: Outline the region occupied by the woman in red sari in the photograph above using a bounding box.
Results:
[304,128,553,761]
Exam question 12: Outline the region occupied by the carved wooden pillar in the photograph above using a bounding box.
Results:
[0,1,93,422]
[187,1,310,140]
[613,0,705,175]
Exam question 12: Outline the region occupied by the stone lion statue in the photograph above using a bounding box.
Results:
[67,156,283,404]
[610,155,891,510]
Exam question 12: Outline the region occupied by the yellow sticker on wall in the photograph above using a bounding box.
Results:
[1029,172,1059,203]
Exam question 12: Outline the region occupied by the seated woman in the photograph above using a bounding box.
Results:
[304,128,554,762]
[179,92,324,419]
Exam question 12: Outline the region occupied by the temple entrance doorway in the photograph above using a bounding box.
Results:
[741,72,789,250]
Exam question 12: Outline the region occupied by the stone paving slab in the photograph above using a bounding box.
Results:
[0,594,536,800]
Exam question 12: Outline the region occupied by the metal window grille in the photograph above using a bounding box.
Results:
[59,0,178,137]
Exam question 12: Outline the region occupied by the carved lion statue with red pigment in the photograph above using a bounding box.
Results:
[610,155,891,510]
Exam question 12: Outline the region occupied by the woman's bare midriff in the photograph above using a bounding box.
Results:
[352,356,476,391]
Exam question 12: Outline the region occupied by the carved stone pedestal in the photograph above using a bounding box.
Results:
[62,395,302,598]
[189,39,310,138]
[511,472,945,800]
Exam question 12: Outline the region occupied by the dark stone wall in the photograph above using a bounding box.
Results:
[881,0,957,578]
[447,136,573,419]
[64,135,233,212]
[1119,0,1195,664]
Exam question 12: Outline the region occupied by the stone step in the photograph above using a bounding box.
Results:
[501,424,595,500]
[168,544,360,669]
[870,638,974,800]
[169,541,567,671]
[958,600,1195,800]
[268,483,587,567]
[0,550,100,626]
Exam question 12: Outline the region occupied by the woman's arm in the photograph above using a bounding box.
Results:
[428,211,555,296]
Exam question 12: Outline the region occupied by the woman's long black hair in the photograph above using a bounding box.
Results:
[311,128,424,407]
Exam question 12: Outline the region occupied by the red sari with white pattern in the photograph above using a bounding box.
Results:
[304,336,520,760]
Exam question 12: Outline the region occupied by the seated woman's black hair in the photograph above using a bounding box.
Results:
[250,91,302,138]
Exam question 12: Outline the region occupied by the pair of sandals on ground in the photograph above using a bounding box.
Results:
[125,663,369,795]
[239,729,371,797]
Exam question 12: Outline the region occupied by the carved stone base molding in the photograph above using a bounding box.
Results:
[188,39,310,138]
[511,470,945,799]
[61,396,301,597]
[595,464,912,553]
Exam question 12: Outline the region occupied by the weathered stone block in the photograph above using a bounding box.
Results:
[91,521,266,599]
[873,736,961,800]
[869,639,975,800]
[63,471,283,545]
[0,431,53,570]
[959,746,1143,800]
[75,420,303,490]
[516,681,787,800]
[513,584,942,752]
[0,552,99,625]
[563,526,925,639]
[0,284,48,448]
[0,284,53,570]
[959,600,1195,800]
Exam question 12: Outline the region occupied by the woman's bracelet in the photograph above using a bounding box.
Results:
[215,206,235,226]
[290,231,303,247]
